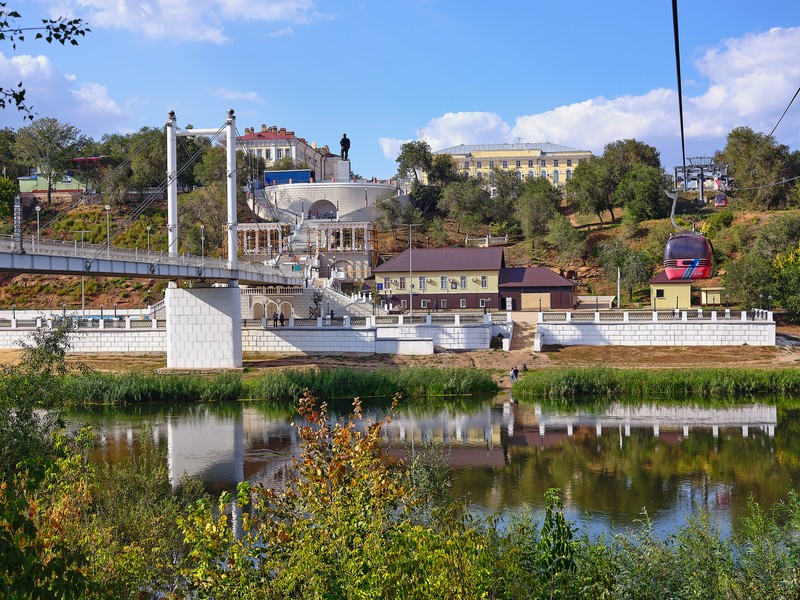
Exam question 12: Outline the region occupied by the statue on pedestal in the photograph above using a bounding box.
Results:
[340,133,350,160]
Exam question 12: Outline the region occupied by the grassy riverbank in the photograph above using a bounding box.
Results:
[42,366,499,407]
[514,366,800,405]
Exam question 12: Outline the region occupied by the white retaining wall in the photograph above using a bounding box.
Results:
[537,311,775,347]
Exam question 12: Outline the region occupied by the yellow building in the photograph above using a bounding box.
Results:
[433,143,594,188]
[372,247,504,311]
[650,272,692,310]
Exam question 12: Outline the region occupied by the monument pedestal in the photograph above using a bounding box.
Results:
[335,160,351,182]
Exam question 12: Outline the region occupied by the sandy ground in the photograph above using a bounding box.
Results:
[1,321,798,391]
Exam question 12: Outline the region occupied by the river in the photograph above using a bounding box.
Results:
[67,395,799,538]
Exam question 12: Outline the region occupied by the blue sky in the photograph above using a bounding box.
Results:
[3,1,800,179]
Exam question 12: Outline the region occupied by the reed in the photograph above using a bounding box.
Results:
[515,367,800,405]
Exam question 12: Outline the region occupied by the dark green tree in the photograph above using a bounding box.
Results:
[515,176,562,249]
[566,158,614,223]
[714,127,795,209]
[439,179,489,233]
[546,214,586,262]
[395,140,432,183]
[614,164,673,224]
[15,117,83,204]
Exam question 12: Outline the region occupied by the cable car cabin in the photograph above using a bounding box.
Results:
[663,233,713,280]
[714,194,728,207]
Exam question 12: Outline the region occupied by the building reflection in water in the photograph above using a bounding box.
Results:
[80,398,784,534]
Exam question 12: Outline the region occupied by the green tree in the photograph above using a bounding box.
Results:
[566,157,614,223]
[724,249,773,308]
[602,138,662,187]
[596,240,654,299]
[488,167,522,225]
[516,176,562,249]
[439,179,489,233]
[375,191,403,240]
[396,140,432,183]
[0,175,15,217]
[427,153,459,187]
[0,5,89,118]
[772,246,800,321]
[613,164,673,225]
[546,214,586,262]
[15,117,83,204]
[715,126,796,209]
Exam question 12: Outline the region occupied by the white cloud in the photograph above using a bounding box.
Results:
[0,51,130,136]
[211,87,262,103]
[63,0,325,43]
[388,27,800,167]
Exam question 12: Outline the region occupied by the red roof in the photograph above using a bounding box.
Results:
[373,247,505,273]
[499,267,575,288]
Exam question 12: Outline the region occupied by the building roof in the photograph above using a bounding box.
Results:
[498,267,575,288]
[373,247,505,273]
[434,143,588,155]
[650,271,693,284]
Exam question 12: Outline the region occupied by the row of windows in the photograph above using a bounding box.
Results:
[467,158,576,170]
[250,148,291,160]
[384,275,488,291]
[396,298,490,309]
[474,169,573,183]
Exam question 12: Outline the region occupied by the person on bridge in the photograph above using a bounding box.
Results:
[273,312,279,327]
[279,313,285,327]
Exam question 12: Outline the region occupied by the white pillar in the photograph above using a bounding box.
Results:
[166,111,179,257]
[226,109,238,274]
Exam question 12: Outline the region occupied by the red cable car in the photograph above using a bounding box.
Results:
[663,233,713,280]
[714,194,727,207]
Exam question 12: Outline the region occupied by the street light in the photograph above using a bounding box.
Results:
[146,225,151,255]
[200,224,205,266]
[34,205,41,251]
[104,205,111,258]
[75,230,88,317]
[364,187,368,207]
[759,293,763,311]
[768,295,772,312]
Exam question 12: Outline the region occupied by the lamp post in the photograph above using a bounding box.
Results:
[146,225,151,256]
[104,205,111,258]
[768,295,772,312]
[364,187,368,207]
[75,230,88,317]
[759,293,763,311]
[200,224,205,266]
[100,305,103,318]
[12,304,15,319]
[114,303,117,318]
[34,205,41,251]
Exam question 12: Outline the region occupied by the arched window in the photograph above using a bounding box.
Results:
[553,170,560,183]
[476,171,483,180]
[566,169,572,181]
[489,171,495,185]
[528,170,534,179]
[541,170,548,179]
[515,170,522,181]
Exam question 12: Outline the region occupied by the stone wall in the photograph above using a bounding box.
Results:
[537,310,775,347]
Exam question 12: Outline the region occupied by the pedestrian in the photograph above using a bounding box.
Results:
[433,300,438,312]
[522,363,528,372]
[279,313,285,327]
[273,312,278,327]
[509,367,516,383]
[513,366,519,381]
[330,309,335,320]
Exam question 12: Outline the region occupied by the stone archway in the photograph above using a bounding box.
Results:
[252,302,265,319]
[279,301,293,318]
[307,199,337,219]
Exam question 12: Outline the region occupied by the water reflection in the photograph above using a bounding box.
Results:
[69,397,798,535]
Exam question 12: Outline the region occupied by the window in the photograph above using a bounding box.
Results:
[476,161,482,169]
[418,276,426,290]
[384,277,392,290]
[489,171,495,185]
[476,172,482,180]
[463,161,469,169]
[553,159,559,167]
[502,161,508,168]
[460,299,467,308]
[440,276,447,289]
[450,278,458,289]
[401,300,407,308]
[421,299,429,308]
[460,275,467,289]
[553,170,560,183]
[528,160,534,167]
[528,170,534,178]
[256,149,262,158]
[516,160,521,168]
[566,169,572,181]
[541,170,548,178]
[656,289,665,298]
[567,159,572,167]
[489,161,494,168]
[479,298,488,308]
[265,150,271,160]
[398,277,406,290]
[541,159,547,167]
[516,171,522,181]
[277,149,283,159]
[480,275,487,288]
[440,299,447,309]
